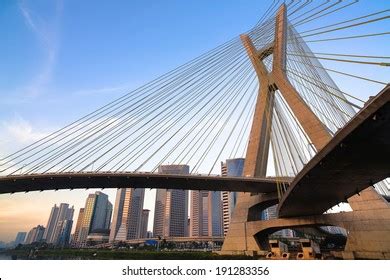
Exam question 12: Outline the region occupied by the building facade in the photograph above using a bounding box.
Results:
[77,191,112,245]
[109,188,145,241]
[190,190,223,237]
[42,205,58,242]
[153,165,189,238]
[140,209,150,239]
[221,158,244,236]
[72,208,85,245]
[209,191,223,236]
[43,203,74,244]
[14,232,27,246]
[54,219,73,247]
[25,225,45,244]
[190,190,208,237]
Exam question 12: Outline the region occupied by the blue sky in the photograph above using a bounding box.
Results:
[0,0,389,242]
[0,0,273,124]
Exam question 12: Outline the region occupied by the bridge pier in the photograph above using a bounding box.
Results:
[342,187,390,259]
[221,192,278,253]
[221,187,390,259]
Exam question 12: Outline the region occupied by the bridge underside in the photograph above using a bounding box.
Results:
[278,85,390,217]
[222,85,390,259]
[222,188,390,259]
[0,173,291,194]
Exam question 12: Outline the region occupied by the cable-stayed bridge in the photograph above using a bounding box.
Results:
[1,1,389,258]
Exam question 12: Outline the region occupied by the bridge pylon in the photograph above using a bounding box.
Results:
[221,4,390,259]
[222,3,331,254]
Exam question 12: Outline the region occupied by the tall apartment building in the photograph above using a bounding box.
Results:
[43,203,74,244]
[77,191,112,244]
[221,158,244,236]
[14,232,27,246]
[43,205,58,242]
[109,188,145,242]
[25,225,45,244]
[139,209,150,239]
[153,165,189,238]
[72,208,85,245]
[190,190,208,237]
[190,190,223,237]
[209,191,223,236]
[54,219,73,247]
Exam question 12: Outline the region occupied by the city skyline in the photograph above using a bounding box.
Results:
[0,0,388,246]
[1,162,236,243]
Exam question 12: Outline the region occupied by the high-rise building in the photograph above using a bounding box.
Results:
[190,190,223,237]
[25,225,45,244]
[140,209,150,239]
[153,188,166,237]
[72,208,85,245]
[78,191,112,244]
[43,203,74,244]
[261,205,278,220]
[190,190,207,237]
[109,188,145,241]
[43,205,58,242]
[225,158,245,177]
[91,193,112,231]
[153,165,189,238]
[106,203,113,228]
[54,219,73,247]
[221,158,244,236]
[209,191,223,236]
[14,232,27,246]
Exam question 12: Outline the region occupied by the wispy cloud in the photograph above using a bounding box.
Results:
[70,84,132,96]
[0,116,54,176]
[0,115,53,159]
[1,116,49,145]
[18,0,63,98]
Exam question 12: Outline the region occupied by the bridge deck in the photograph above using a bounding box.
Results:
[278,85,390,217]
[0,172,291,194]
